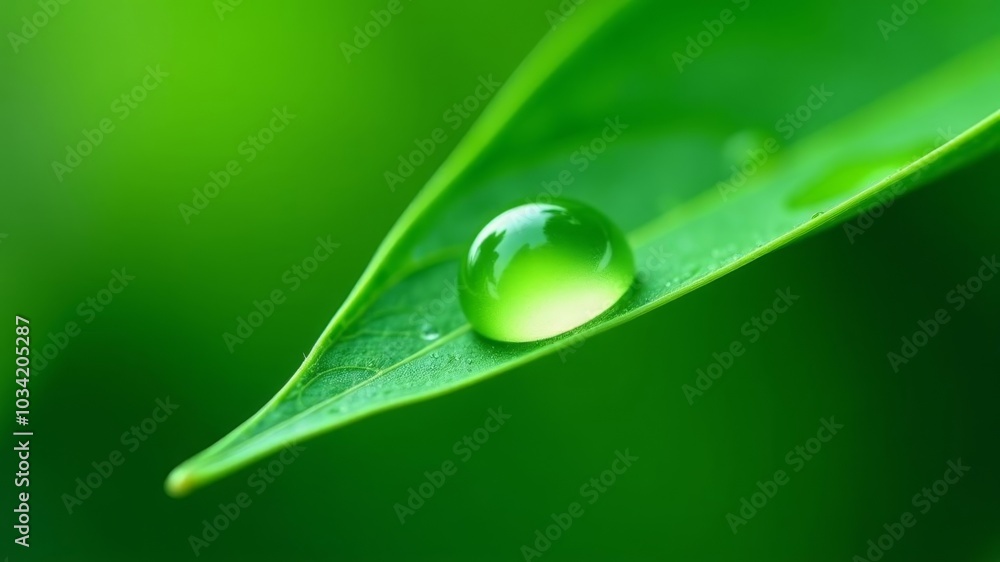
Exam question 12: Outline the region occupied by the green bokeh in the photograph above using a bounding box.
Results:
[2,0,998,560]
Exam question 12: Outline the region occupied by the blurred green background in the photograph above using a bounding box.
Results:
[2,0,999,560]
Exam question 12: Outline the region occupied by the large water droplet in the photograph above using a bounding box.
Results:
[459,200,635,343]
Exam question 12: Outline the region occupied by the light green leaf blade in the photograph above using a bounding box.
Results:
[167,1,1000,496]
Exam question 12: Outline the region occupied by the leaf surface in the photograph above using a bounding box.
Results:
[167,1,1000,495]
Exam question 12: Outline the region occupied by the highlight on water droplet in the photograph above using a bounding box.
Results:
[419,323,440,341]
[458,199,635,343]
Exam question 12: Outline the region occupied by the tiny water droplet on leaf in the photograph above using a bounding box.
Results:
[419,323,440,341]
[459,200,634,342]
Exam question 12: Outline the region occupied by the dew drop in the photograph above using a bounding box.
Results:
[459,200,635,343]
[419,323,440,341]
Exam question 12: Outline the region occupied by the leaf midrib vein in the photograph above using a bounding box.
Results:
[235,323,472,452]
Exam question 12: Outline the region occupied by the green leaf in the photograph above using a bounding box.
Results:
[166,2,1000,496]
